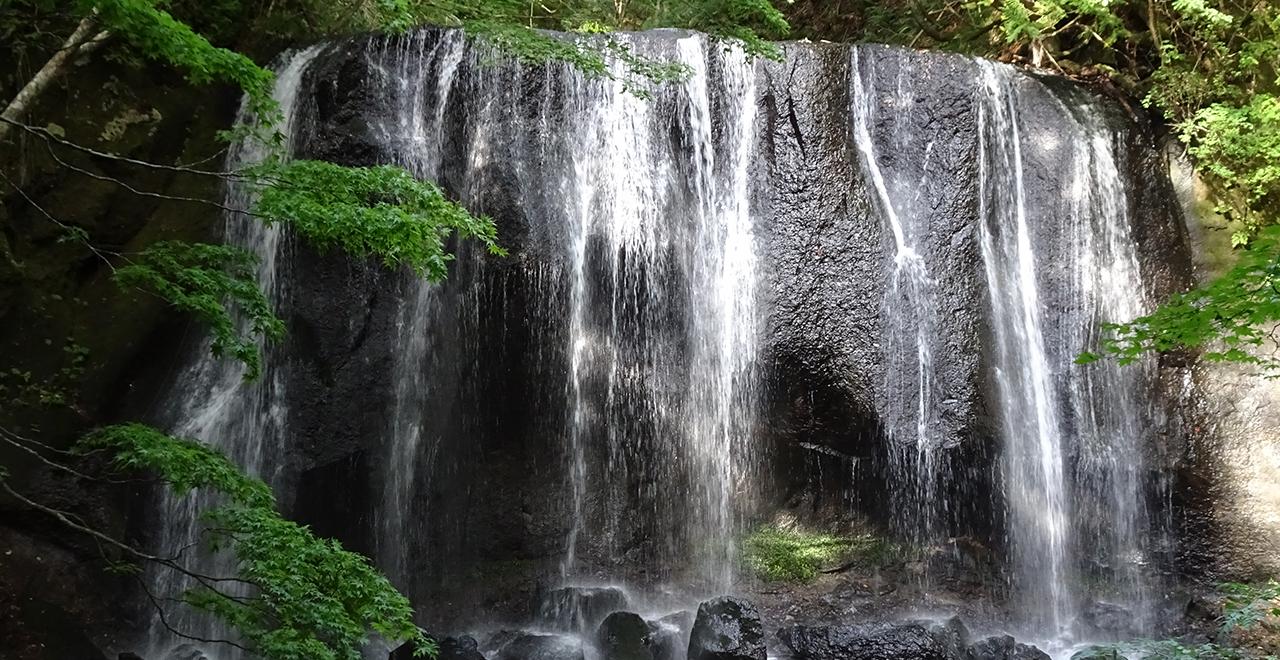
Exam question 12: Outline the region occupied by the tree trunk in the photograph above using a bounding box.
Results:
[0,15,110,143]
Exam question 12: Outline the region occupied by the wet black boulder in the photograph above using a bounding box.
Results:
[495,633,585,660]
[391,636,485,660]
[687,597,766,660]
[965,635,1050,660]
[778,622,954,660]
[597,611,655,660]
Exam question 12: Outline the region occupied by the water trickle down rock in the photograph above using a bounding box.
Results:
[536,586,629,635]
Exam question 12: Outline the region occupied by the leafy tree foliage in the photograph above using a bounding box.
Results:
[114,241,283,381]
[1079,225,1280,371]
[249,158,506,280]
[77,424,435,660]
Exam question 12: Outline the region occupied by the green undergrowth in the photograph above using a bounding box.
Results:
[1072,640,1255,660]
[1072,581,1280,660]
[741,526,906,583]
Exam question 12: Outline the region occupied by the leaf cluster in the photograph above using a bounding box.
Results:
[76,423,435,660]
[420,0,789,93]
[248,159,506,281]
[1077,225,1280,371]
[0,336,88,408]
[1220,580,1280,630]
[113,240,283,381]
[82,0,280,122]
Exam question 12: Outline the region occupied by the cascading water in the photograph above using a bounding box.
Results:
[142,28,1191,658]
[977,61,1076,638]
[323,30,764,595]
[371,29,468,592]
[553,33,761,588]
[976,60,1162,644]
[850,47,947,545]
[146,45,323,659]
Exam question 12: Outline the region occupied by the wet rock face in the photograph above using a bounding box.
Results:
[965,635,1050,660]
[280,27,1197,618]
[536,586,629,635]
[1077,601,1137,641]
[779,620,1050,660]
[597,612,655,660]
[778,622,954,660]
[688,597,766,660]
[493,634,586,660]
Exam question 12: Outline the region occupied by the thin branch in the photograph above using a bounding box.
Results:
[0,169,121,268]
[134,575,254,652]
[0,431,98,482]
[0,117,246,178]
[0,428,140,485]
[0,477,257,589]
[38,139,249,215]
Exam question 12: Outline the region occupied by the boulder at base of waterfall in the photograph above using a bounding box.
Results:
[391,635,485,660]
[597,612,654,660]
[1078,601,1137,641]
[536,586,630,634]
[687,597,766,660]
[929,617,971,658]
[965,635,1051,660]
[648,612,694,660]
[777,622,953,660]
[495,633,585,660]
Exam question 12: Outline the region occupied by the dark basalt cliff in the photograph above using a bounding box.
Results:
[0,26,1245,658]
[235,29,1201,626]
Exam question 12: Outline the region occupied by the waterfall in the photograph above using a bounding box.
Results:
[554,33,761,587]
[976,60,1160,642]
[850,47,946,545]
[977,61,1075,637]
[315,30,766,594]
[372,28,468,592]
[141,29,1189,655]
[146,45,324,659]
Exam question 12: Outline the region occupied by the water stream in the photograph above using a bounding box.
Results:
[145,44,324,660]
[146,33,1178,658]
[851,47,946,545]
[976,60,1160,644]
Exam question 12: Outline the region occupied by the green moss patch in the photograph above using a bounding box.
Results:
[741,527,903,583]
